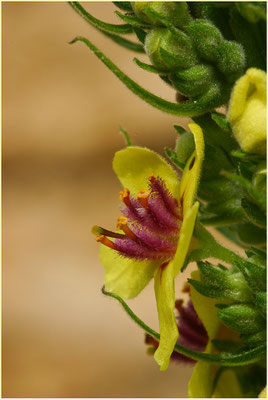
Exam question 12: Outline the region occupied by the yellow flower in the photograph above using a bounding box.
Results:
[228,68,266,154]
[93,123,204,370]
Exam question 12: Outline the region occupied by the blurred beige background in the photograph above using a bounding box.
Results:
[3,2,199,397]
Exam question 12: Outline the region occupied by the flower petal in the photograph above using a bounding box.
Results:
[187,342,214,398]
[212,369,243,398]
[154,261,179,371]
[172,201,199,277]
[100,244,160,299]
[187,271,221,398]
[113,146,179,198]
[179,123,204,215]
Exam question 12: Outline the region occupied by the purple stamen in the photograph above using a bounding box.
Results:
[148,195,179,231]
[97,176,183,262]
[149,177,181,219]
[115,237,173,261]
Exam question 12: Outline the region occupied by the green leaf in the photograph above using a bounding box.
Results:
[223,172,266,213]
[237,223,266,246]
[200,215,245,227]
[102,286,266,366]
[254,292,266,316]
[69,2,133,34]
[241,198,266,228]
[211,111,231,132]
[133,58,168,73]
[193,113,237,152]
[69,2,145,53]
[133,27,147,44]
[174,125,187,135]
[115,10,150,27]
[70,36,225,117]
[234,259,266,294]
[112,2,132,12]
[101,31,145,53]
[188,278,234,300]
[242,330,267,347]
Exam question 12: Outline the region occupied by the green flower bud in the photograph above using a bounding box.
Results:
[218,303,265,335]
[175,131,195,164]
[131,2,193,28]
[145,28,198,70]
[216,41,245,82]
[169,64,217,97]
[186,20,223,62]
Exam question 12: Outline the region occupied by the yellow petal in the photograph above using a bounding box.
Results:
[153,261,178,371]
[188,272,218,399]
[179,123,204,215]
[113,146,179,198]
[187,342,214,398]
[228,68,266,154]
[100,244,160,299]
[212,369,243,398]
[172,201,199,277]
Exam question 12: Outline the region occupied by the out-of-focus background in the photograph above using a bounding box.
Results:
[3,2,216,397]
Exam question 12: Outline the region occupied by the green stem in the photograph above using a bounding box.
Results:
[102,287,265,366]
[119,126,132,146]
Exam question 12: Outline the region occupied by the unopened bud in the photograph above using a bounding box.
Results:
[170,64,217,98]
[228,68,266,155]
[132,2,192,28]
[216,41,245,82]
[186,20,223,62]
[145,28,198,71]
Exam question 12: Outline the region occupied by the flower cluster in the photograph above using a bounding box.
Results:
[70,2,266,398]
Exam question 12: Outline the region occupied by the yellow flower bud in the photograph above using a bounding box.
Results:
[228,68,266,154]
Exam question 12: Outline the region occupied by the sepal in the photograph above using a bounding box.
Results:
[217,303,265,335]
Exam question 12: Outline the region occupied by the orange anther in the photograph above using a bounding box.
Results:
[95,235,118,250]
[116,216,128,229]
[117,217,138,242]
[136,190,150,209]
[119,188,130,206]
